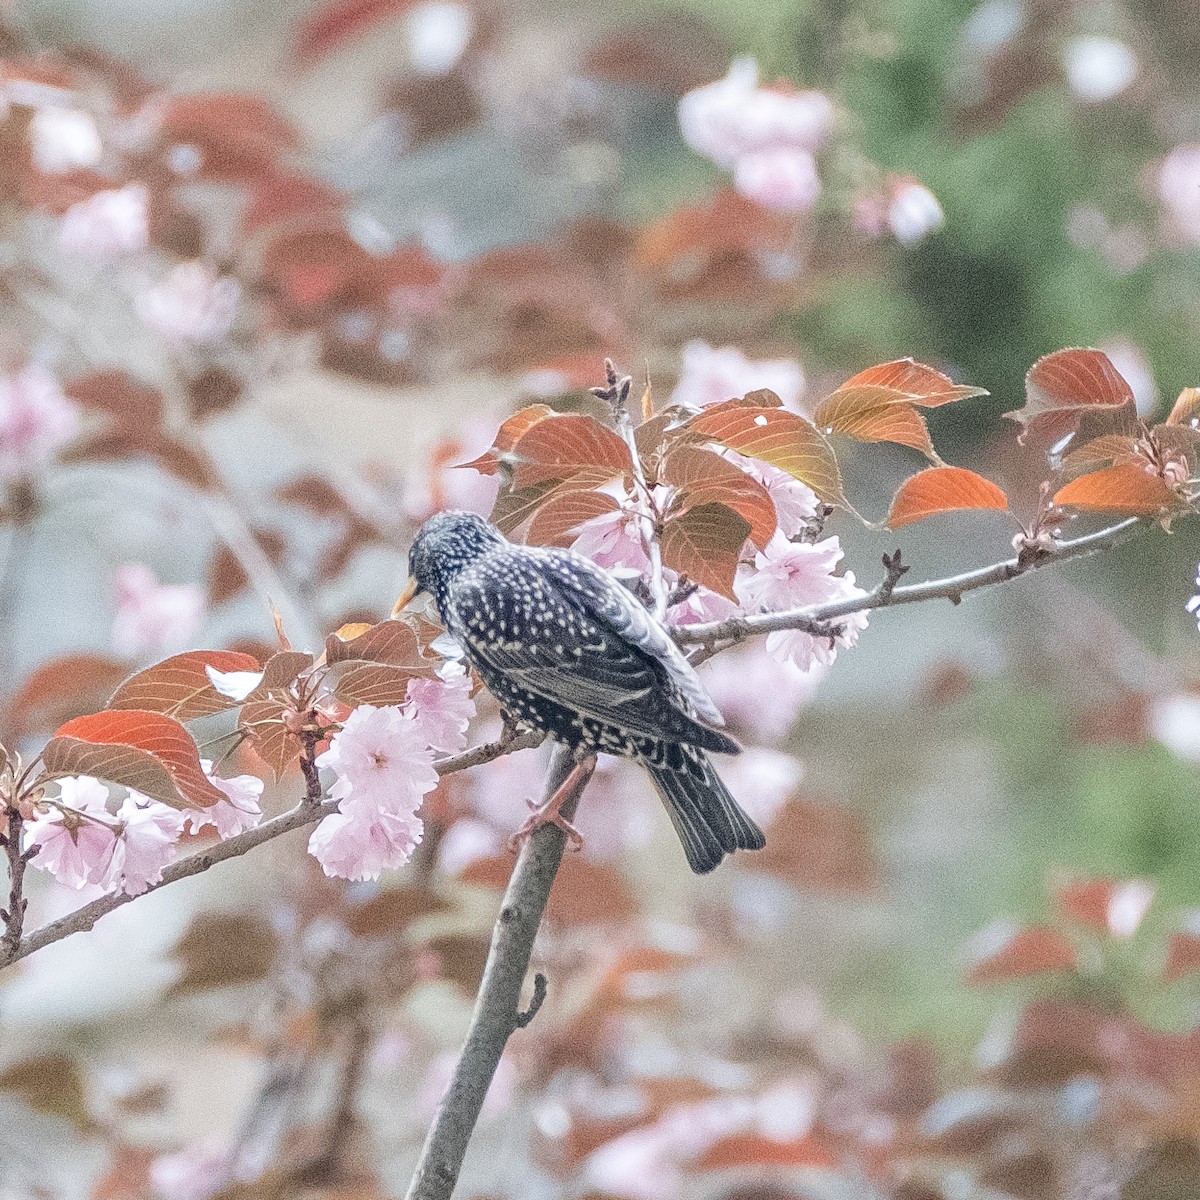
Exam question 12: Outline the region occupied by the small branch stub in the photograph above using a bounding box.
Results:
[515,972,548,1029]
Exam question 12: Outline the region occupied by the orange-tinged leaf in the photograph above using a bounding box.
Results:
[965,924,1077,986]
[1166,386,1200,427]
[813,385,937,457]
[108,651,262,719]
[1055,876,1155,938]
[687,406,845,506]
[1005,348,1135,438]
[239,699,304,781]
[694,1133,837,1171]
[46,711,224,809]
[527,488,620,546]
[41,737,179,808]
[5,655,129,741]
[660,503,751,599]
[456,405,557,475]
[1060,433,1144,477]
[491,479,562,536]
[887,467,1009,529]
[324,620,437,673]
[836,358,988,407]
[662,446,776,548]
[247,650,313,700]
[1052,463,1181,515]
[510,414,632,487]
[332,663,419,707]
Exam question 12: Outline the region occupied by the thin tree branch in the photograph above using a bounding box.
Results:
[6,730,546,968]
[0,806,31,961]
[404,745,594,1200]
[594,360,669,620]
[674,516,1145,648]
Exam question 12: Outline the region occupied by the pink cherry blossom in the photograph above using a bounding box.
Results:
[734,145,821,213]
[0,364,80,483]
[24,777,119,891]
[114,794,188,896]
[406,0,474,76]
[309,705,439,880]
[138,262,239,345]
[308,806,424,882]
[1063,36,1137,105]
[1159,144,1200,245]
[670,340,805,412]
[187,761,264,838]
[59,184,149,260]
[736,532,868,669]
[29,107,102,174]
[570,505,651,572]
[724,449,819,534]
[408,665,476,753]
[404,418,502,520]
[111,563,204,658]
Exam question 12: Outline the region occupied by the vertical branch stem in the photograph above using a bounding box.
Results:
[1,805,30,962]
[404,745,593,1200]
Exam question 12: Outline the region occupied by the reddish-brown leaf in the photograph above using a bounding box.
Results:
[1164,932,1200,983]
[887,467,1009,528]
[745,797,880,894]
[169,913,278,996]
[332,663,418,707]
[660,503,751,600]
[460,855,637,926]
[510,414,632,488]
[662,446,776,548]
[813,385,937,457]
[239,698,304,781]
[1166,386,1200,427]
[1060,433,1144,477]
[491,480,563,536]
[345,885,449,937]
[1005,348,1135,439]
[1055,876,1155,938]
[1052,463,1182,515]
[65,370,162,428]
[294,0,420,65]
[108,651,261,720]
[45,711,225,809]
[162,93,300,182]
[5,655,129,741]
[964,924,1077,986]
[694,1133,837,1171]
[248,650,314,699]
[456,405,557,475]
[687,406,845,506]
[527,488,621,547]
[835,359,988,407]
[0,1055,89,1125]
[324,619,438,674]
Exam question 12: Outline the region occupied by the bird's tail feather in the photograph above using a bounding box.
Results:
[646,753,765,874]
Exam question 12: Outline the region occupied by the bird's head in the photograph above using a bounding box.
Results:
[396,510,505,611]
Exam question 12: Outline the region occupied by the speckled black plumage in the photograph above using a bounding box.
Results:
[407,510,765,873]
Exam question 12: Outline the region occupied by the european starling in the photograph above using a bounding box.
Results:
[399,510,765,873]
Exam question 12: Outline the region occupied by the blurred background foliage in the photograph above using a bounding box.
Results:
[4,0,1200,1195]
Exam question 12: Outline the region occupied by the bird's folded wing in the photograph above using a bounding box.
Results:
[468,634,679,741]
[534,549,726,727]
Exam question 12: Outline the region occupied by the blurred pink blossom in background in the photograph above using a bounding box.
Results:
[138,262,240,345]
[1158,143,1200,245]
[0,364,79,483]
[670,340,805,411]
[58,184,149,260]
[111,563,204,658]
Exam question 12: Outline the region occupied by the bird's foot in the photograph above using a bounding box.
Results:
[507,805,584,854]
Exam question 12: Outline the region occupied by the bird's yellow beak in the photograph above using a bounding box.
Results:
[392,577,420,618]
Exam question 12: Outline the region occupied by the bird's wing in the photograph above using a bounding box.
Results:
[531,548,727,728]
[450,550,722,742]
